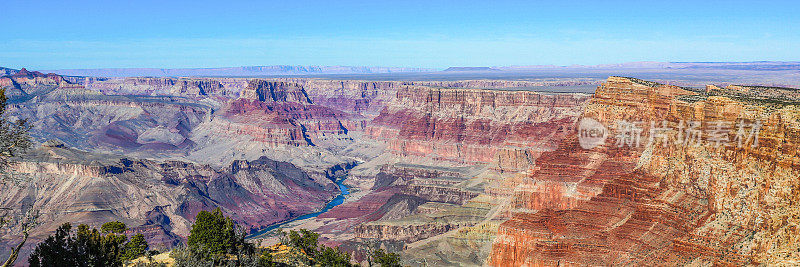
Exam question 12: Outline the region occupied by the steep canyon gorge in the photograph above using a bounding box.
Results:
[1,68,799,266]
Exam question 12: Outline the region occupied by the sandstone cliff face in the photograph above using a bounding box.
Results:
[49,77,597,156]
[272,79,594,119]
[298,80,403,117]
[82,77,247,97]
[0,68,77,101]
[355,222,473,243]
[79,77,596,118]
[367,85,588,171]
[490,77,800,266]
[213,94,363,148]
[240,80,312,103]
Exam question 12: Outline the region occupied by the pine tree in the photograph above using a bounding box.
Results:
[121,234,149,262]
[187,208,249,258]
[28,221,147,266]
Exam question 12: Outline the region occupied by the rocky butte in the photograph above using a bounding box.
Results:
[1,68,799,266]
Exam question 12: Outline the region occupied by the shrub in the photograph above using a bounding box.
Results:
[121,233,149,262]
[101,221,128,234]
[370,248,401,267]
[318,246,353,267]
[28,222,145,267]
[188,208,238,256]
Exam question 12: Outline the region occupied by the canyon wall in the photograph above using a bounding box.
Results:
[278,84,590,265]
[0,68,77,101]
[367,85,588,171]
[0,143,339,253]
[7,70,798,266]
[490,76,800,266]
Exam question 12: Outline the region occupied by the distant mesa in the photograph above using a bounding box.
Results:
[13,68,43,78]
[443,67,500,72]
[6,67,61,79]
[40,65,435,78]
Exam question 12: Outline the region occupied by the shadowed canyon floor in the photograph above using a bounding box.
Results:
[1,67,799,266]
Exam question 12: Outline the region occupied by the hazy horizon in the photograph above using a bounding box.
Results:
[3,0,799,70]
[8,60,798,70]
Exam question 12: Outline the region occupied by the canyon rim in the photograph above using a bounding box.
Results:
[3,1,800,266]
[1,65,799,266]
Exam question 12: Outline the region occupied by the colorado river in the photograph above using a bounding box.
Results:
[247,177,350,238]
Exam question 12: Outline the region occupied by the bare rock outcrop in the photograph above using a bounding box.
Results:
[367,85,589,171]
[490,77,800,266]
[0,144,339,252]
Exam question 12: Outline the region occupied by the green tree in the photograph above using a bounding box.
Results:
[28,223,78,267]
[278,229,359,266]
[286,229,319,256]
[174,208,259,266]
[256,251,276,267]
[187,208,236,256]
[370,249,401,267]
[317,246,353,267]
[187,207,253,263]
[101,221,128,234]
[28,221,148,267]
[121,233,149,262]
[73,223,128,266]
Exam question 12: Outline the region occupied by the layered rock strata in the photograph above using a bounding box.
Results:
[367,85,588,171]
[0,144,339,251]
[490,76,800,266]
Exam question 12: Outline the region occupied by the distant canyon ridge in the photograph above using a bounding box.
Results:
[1,63,799,266]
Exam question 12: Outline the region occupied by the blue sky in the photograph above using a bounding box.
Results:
[1,0,798,69]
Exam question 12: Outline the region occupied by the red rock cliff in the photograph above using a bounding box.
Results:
[490,77,800,266]
[367,85,589,171]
